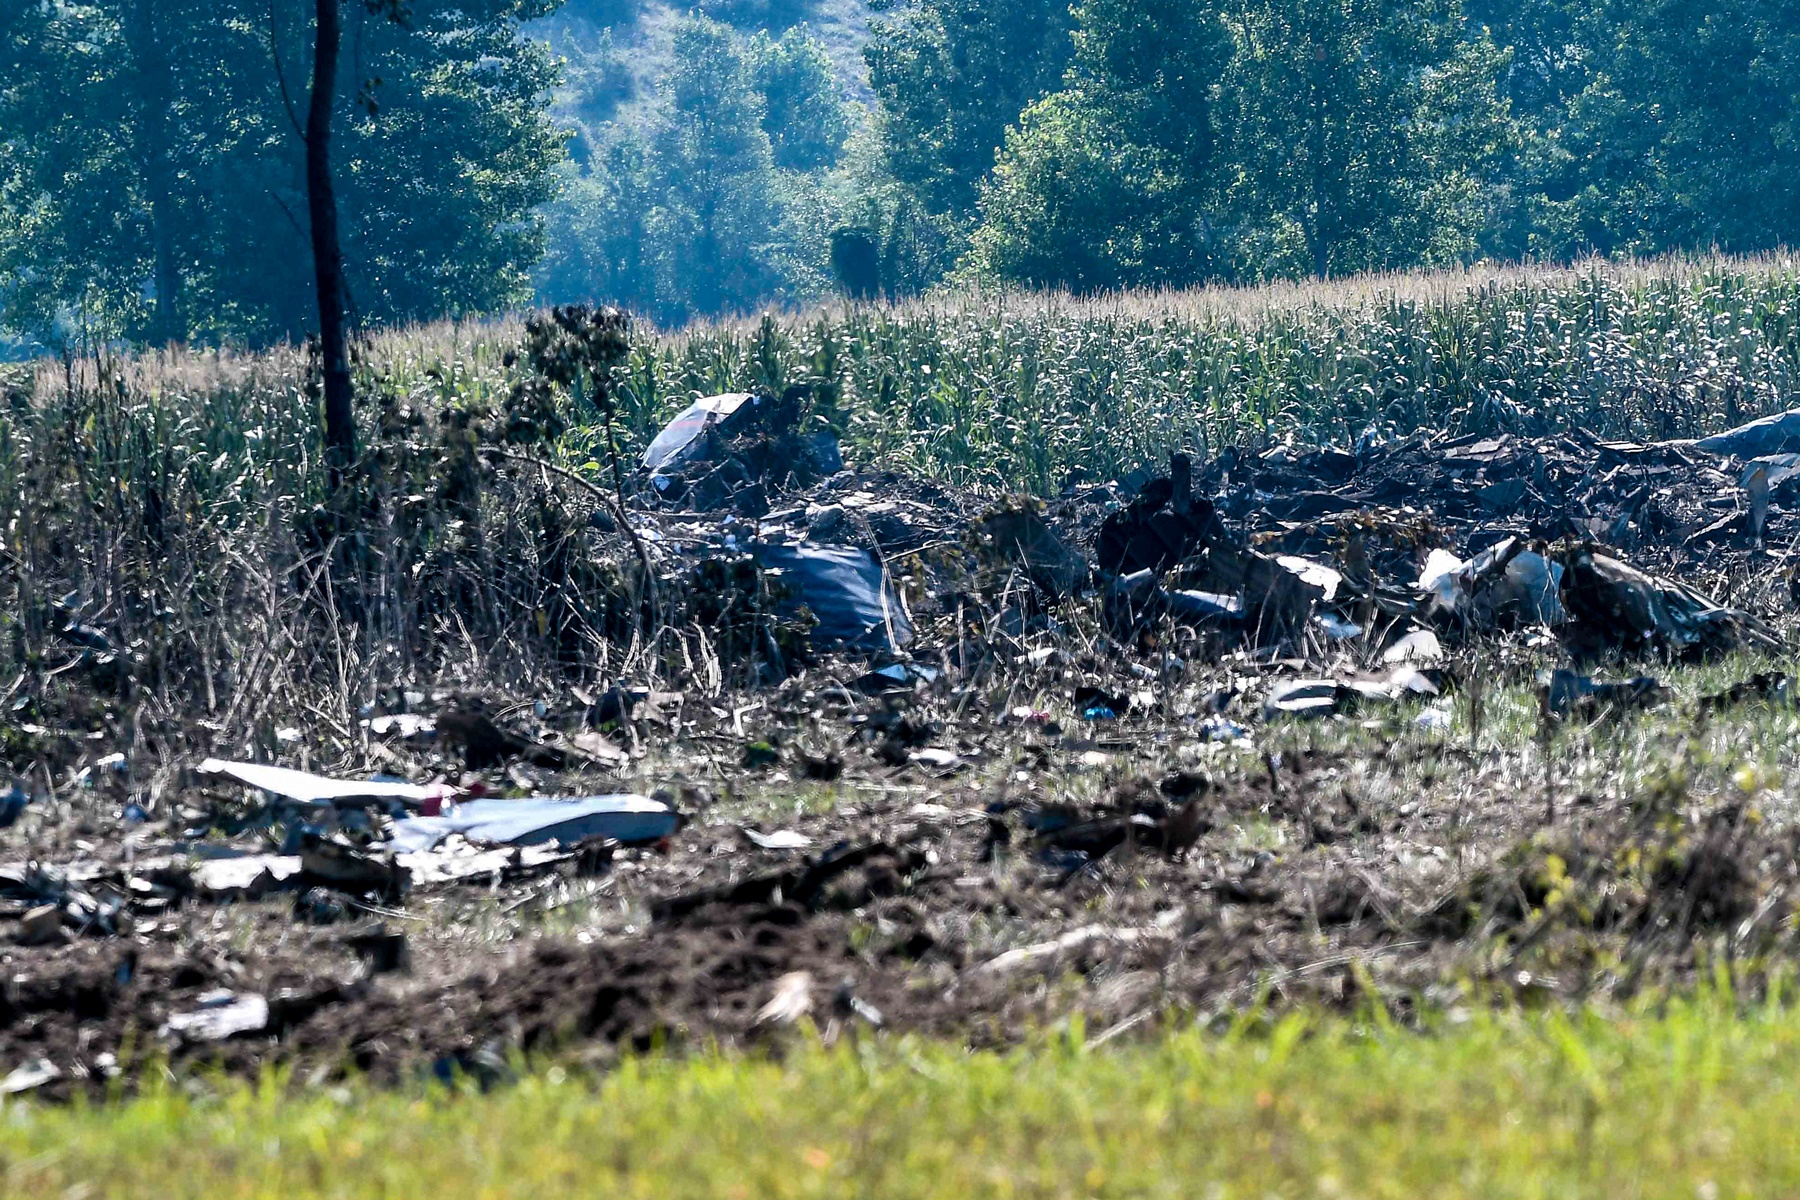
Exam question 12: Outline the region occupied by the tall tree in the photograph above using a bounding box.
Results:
[864,0,1076,223]
[1221,0,1512,278]
[973,0,1234,290]
[125,0,186,344]
[307,0,357,471]
[0,0,564,349]
[751,27,852,171]
[646,18,785,321]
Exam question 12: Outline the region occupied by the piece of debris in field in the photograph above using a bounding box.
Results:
[851,662,938,693]
[833,978,883,1028]
[975,502,1089,598]
[1690,407,1800,458]
[1381,629,1444,665]
[384,794,681,853]
[363,713,436,739]
[566,730,630,766]
[741,827,813,851]
[160,991,271,1043]
[297,836,409,901]
[1265,680,1345,719]
[1097,453,1217,575]
[1743,462,1773,542]
[756,542,913,651]
[14,904,62,946]
[0,783,30,829]
[1419,537,1565,627]
[196,759,454,809]
[1540,669,1668,721]
[755,971,815,1026]
[907,746,961,771]
[395,842,580,886]
[294,886,349,925]
[1558,546,1779,659]
[1075,685,1130,720]
[0,1058,61,1096]
[1346,666,1438,703]
[643,392,757,476]
[1699,672,1796,714]
[973,924,1170,978]
[1275,555,1342,601]
[436,700,569,770]
[190,853,306,898]
[1164,588,1246,624]
[643,388,843,510]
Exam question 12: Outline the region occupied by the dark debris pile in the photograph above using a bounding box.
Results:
[6,398,1800,1097]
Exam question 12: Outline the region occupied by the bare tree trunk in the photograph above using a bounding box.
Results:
[1307,49,1329,280]
[129,0,182,344]
[306,0,355,479]
[151,203,182,345]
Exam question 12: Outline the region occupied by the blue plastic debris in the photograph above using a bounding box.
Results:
[1693,408,1800,457]
[756,542,913,651]
[1075,685,1128,722]
[0,784,29,828]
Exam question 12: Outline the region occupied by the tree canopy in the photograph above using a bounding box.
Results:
[7,0,1800,339]
[1,0,562,347]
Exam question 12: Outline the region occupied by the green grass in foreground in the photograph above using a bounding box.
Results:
[9,998,1800,1198]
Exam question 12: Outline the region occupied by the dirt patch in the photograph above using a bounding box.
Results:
[6,418,1800,1096]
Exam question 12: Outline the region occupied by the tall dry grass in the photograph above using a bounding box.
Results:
[6,254,1800,761]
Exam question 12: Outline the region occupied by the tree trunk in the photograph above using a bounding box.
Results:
[1307,48,1329,280]
[151,204,181,345]
[129,0,182,344]
[306,0,355,477]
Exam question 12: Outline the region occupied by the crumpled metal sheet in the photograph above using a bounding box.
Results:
[197,759,453,808]
[384,794,679,853]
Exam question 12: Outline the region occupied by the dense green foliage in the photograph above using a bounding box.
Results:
[536,17,855,325]
[1471,0,1800,261]
[13,999,1800,1197]
[0,0,563,348]
[865,0,1075,223]
[869,0,1800,294]
[504,0,1800,319]
[6,0,1800,337]
[969,0,1231,290]
[1217,0,1512,279]
[754,29,853,172]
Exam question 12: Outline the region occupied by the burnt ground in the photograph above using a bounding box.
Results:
[7,423,1800,1097]
[0,741,1431,1095]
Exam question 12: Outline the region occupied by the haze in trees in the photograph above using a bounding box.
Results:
[5,0,1800,340]
[2,0,562,349]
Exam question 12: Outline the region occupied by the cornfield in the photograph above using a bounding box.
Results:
[4,254,1800,736]
[652,256,1800,492]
